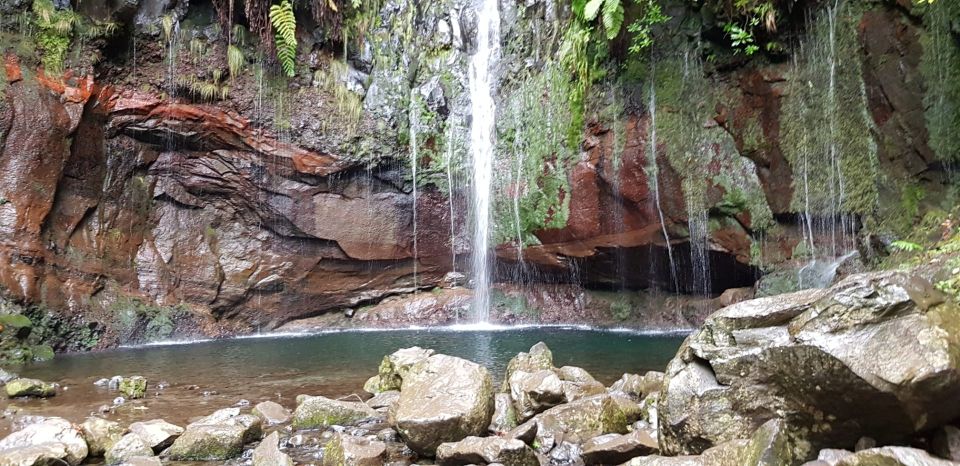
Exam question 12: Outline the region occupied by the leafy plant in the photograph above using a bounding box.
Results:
[227,44,246,77]
[890,240,924,253]
[270,0,298,77]
[724,22,759,55]
[627,0,669,54]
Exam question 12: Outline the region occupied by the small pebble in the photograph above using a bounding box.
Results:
[236,399,250,406]
[94,378,109,387]
[113,396,125,405]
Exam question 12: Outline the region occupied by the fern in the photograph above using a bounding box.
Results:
[227,44,245,77]
[601,0,624,40]
[891,241,924,253]
[269,0,297,77]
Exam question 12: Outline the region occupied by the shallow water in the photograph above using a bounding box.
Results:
[0,327,686,438]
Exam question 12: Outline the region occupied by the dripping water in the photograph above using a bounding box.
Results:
[647,69,680,292]
[409,90,420,292]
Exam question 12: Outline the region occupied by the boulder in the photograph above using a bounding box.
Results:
[4,379,55,398]
[501,342,554,392]
[365,346,435,393]
[105,434,153,465]
[0,417,87,465]
[509,370,566,422]
[118,377,147,399]
[436,436,539,466]
[292,395,377,428]
[80,417,123,456]
[580,430,658,464]
[323,433,386,466]
[253,401,291,425]
[659,272,960,456]
[253,431,293,466]
[395,354,494,455]
[490,393,518,434]
[526,394,629,452]
[834,446,957,465]
[0,369,17,384]
[815,449,854,465]
[610,372,664,400]
[127,419,183,451]
[0,443,72,466]
[737,419,810,466]
[365,391,399,410]
[165,408,262,461]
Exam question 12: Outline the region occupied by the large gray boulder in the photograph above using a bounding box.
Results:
[509,369,566,422]
[436,436,539,466]
[394,354,494,455]
[0,417,88,465]
[501,342,554,392]
[80,417,123,457]
[0,443,72,466]
[164,408,262,461]
[659,271,960,457]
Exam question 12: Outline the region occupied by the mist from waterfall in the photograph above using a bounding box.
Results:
[468,0,500,322]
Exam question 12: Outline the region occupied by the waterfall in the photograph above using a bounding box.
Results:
[468,0,500,322]
[409,91,420,292]
[446,123,458,273]
[647,74,680,292]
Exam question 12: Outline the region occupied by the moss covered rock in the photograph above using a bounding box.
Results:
[5,377,55,397]
[525,393,629,453]
[436,436,538,466]
[322,433,386,466]
[80,416,123,457]
[105,433,154,465]
[164,408,262,461]
[119,376,147,399]
[292,395,377,429]
[364,346,435,394]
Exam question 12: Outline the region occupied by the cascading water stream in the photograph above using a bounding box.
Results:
[468,0,500,322]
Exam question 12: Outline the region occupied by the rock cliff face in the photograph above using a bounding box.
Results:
[0,0,955,346]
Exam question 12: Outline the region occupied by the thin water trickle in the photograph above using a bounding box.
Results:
[647,75,680,292]
[409,91,420,292]
[468,0,500,322]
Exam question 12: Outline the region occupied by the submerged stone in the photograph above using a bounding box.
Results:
[118,376,147,399]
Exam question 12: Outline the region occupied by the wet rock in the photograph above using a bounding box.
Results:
[548,441,583,465]
[117,457,162,466]
[365,347,435,393]
[0,417,87,465]
[323,433,386,466]
[490,393,518,434]
[105,433,154,465]
[815,449,854,464]
[509,370,566,422]
[366,391,400,410]
[501,342,554,391]
[127,419,183,451]
[581,430,658,464]
[609,372,663,400]
[0,443,72,466]
[5,378,55,398]
[165,408,262,461]
[292,395,378,429]
[375,428,398,443]
[0,369,17,384]
[738,419,808,466]
[529,394,629,452]
[395,354,494,455]
[506,419,538,445]
[436,436,538,466]
[659,272,960,455]
[608,392,644,424]
[253,431,293,466]
[118,377,147,399]
[833,446,956,465]
[253,401,291,425]
[933,425,960,461]
[80,417,123,456]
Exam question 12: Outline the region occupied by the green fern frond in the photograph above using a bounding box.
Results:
[227,44,245,77]
[601,0,624,39]
[189,38,206,56]
[269,0,297,77]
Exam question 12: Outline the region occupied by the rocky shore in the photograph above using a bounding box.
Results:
[0,268,957,465]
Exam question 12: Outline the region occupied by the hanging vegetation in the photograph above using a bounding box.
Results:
[270,0,298,77]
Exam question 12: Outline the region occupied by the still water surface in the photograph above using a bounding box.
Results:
[2,327,686,434]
